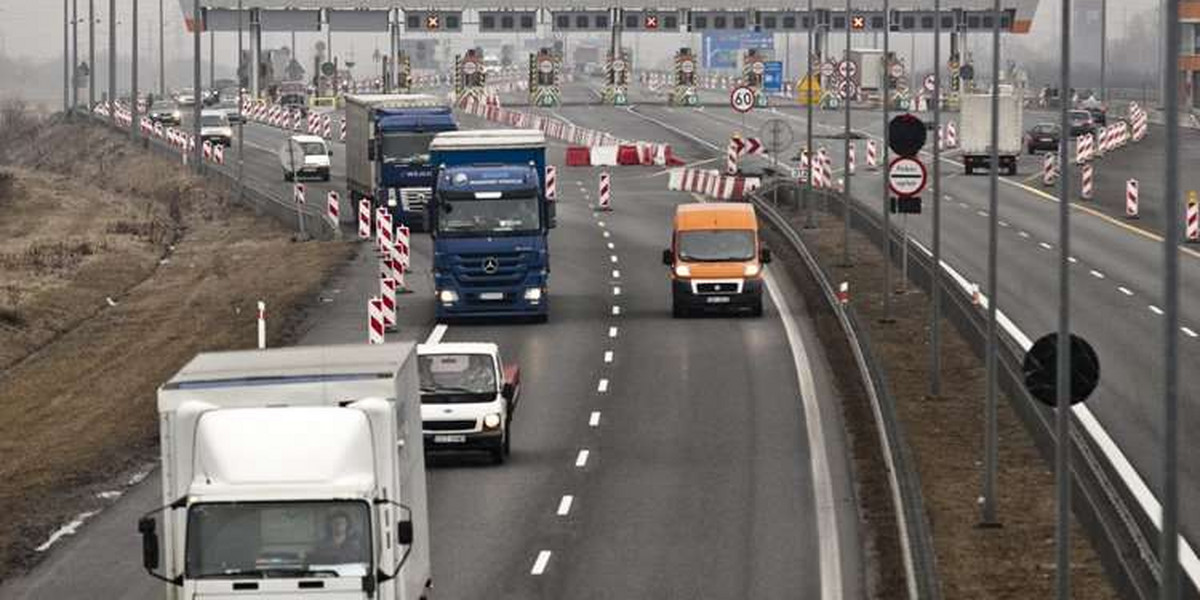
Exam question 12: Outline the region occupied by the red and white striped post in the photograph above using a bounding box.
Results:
[293,183,306,205]
[396,225,411,270]
[946,121,958,148]
[1042,153,1057,187]
[380,276,397,329]
[726,135,740,175]
[866,139,879,170]
[358,199,371,239]
[545,165,557,201]
[327,191,340,225]
[598,171,612,211]
[1080,164,1094,200]
[847,141,856,175]
[367,297,385,344]
[1187,191,1199,243]
[375,207,390,251]
[256,301,266,349]
[1126,179,1140,219]
[340,117,347,142]
[836,281,850,305]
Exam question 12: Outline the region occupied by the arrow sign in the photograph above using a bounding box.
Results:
[887,157,927,197]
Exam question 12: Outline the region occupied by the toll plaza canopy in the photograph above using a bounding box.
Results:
[184,0,1040,34]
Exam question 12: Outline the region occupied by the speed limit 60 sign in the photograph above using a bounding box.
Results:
[730,85,755,113]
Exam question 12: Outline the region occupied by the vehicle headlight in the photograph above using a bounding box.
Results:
[172,111,181,119]
[674,265,691,277]
[482,413,502,430]
[744,264,761,277]
[387,198,397,207]
[439,290,458,303]
[524,287,542,301]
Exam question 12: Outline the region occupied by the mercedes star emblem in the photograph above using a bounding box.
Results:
[483,257,499,274]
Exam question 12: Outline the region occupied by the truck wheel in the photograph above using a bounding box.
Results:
[491,442,506,465]
[503,427,512,456]
[672,302,688,318]
[964,163,973,175]
[322,172,331,182]
[284,170,293,182]
[750,297,764,318]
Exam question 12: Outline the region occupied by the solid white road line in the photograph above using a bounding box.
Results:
[589,411,601,427]
[608,326,619,338]
[531,550,552,575]
[597,378,609,393]
[425,324,448,345]
[1150,305,1165,315]
[575,449,590,468]
[604,350,614,363]
[1118,286,1135,296]
[557,495,574,516]
[762,269,843,600]
[1090,269,1106,279]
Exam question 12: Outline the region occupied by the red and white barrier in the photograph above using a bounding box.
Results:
[866,140,879,170]
[1187,196,1199,243]
[1080,164,1093,200]
[1042,152,1057,187]
[545,165,557,201]
[256,301,266,349]
[359,199,371,239]
[322,115,332,140]
[837,282,850,305]
[667,168,763,200]
[368,297,385,344]
[340,117,347,142]
[327,191,340,224]
[380,276,397,328]
[1126,179,1139,219]
[293,183,306,205]
[1076,134,1094,164]
[598,172,612,210]
[847,142,857,175]
[946,122,958,148]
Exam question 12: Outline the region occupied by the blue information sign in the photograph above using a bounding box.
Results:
[701,32,774,69]
[763,61,784,92]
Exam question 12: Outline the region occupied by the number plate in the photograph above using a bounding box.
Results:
[706,296,731,304]
[479,292,504,301]
[433,434,467,444]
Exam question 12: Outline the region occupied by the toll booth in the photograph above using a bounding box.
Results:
[743,49,768,108]
[671,48,698,106]
[529,48,561,107]
[455,48,486,104]
[604,51,631,105]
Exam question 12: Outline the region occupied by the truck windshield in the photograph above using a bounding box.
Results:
[186,501,371,579]
[419,353,497,402]
[381,133,435,164]
[437,195,540,235]
[677,230,756,262]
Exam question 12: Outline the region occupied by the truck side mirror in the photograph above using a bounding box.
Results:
[662,249,674,265]
[397,520,414,546]
[759,248,772,264]
[501,382,515,401]
[138,516,160,571]
[328,149,334,157]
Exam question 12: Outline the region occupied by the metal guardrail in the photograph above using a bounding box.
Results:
[790,185,1197,600]
[749,186,942,600]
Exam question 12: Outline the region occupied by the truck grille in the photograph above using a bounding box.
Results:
[424,419,477,432]
[400,187,432,212]
[452,252,529,288]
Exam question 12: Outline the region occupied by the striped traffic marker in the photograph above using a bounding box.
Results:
[368,297,385,344]
[598,172,612,211]
[1080,164,1093,200]
[847,141,856,175]
[545,165,557,201]
[358,199,371,239]
[866,139,879,170]
[1187,192,1199,243]
[327,191,340,224]
[380,276,397,329]
[293,183,306,205]
[1042,153,1057,187]
[1126,179,1139,219]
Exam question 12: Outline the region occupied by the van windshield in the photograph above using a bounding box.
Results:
[419,353,496,403]
[299,142,326,156]
[677,230,755,262]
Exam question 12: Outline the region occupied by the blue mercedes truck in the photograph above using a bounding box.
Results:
[344,94,458,231]
[428,129,555,321]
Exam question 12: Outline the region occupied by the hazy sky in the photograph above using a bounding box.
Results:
[0,0,1164,67]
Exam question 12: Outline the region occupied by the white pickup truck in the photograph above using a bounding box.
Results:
[418,342,520,464]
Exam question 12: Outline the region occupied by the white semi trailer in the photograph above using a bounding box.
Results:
[137,342,433,600]
[959,87,1024,175]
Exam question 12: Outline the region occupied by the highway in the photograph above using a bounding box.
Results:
[571,78,1200,577]
[0,87,865,599]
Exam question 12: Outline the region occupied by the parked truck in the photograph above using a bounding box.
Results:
[959,87,1024,175]
[345,94,458,231]
[849,48,885,93]
[137,343,433,600]
[428,129,555,321]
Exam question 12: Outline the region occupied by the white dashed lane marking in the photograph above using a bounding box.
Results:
[613,286,622,296]
[1118,286,1134,296]
[575,449,590,467]
[612,269,621,279]
[607,242,615,250]
[557,495,574,516]
[589,411,602,426]
[1039,242,1053,250]
[1184,327,1198,338]
[1068,256,1078,264]
[610,255,619,263]
[1019,231,1031,238]
[609,326,619,338]
[1150,305,1165,316]
[604,350,614,363]
[597,378,610,393]
[612,306,621,316]
[1090,270,1106,279]
[603,231,611,238]
[531,550,552,575]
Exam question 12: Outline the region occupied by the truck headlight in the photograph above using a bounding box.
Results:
[744,264,761,277]
[387,198,397,207]
[524,287,542,301]
[439,290,458,304]
[483,413,502,430]
[674,265,691,277]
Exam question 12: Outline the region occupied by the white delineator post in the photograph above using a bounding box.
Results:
[847,141,856,175]
[1126,179,1139,219]
[598,171,612,211]
[1080,164,1094,200]
[380,276,397,329]
[545,165,557,201]
[256,301,266,349]
[327,191,340,225]
[358,199,371,239]
[368,297,385,344]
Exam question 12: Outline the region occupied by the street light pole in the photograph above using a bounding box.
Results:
[192,3,202,170]
[1054,1,1074,597]
[804,0,814,229]
[882,0,892,319]
[930,0,943,396]
[64,0,70,112]
[158,0,164,96]
[238,0,246,206]
[108,0,116,106]
[88,0,95,109]
[1100,0,1107,104]
[981,0,1002,530]
[842,0,852,267]
[131,0,138,140]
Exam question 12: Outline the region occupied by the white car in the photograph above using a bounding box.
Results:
[198,109,233,146]
[418,342,520,464]
[279,134,332,182]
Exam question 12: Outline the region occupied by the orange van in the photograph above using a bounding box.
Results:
[662,202,771,317]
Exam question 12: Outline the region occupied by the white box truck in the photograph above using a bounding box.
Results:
[849,48,885,93]
[137,342,433,600]
[959,88,1024,175]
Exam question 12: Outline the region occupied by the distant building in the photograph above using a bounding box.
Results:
[1182,0,1200,107]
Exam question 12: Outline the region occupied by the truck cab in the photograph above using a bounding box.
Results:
[429,130,555,321]
[138,343,432,600]
[419,342,520,464]
[662,202,771,317]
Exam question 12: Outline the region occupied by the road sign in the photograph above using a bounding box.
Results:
[759,118,794,155]
[645,15,659,29]
[763,61,783,92]
[751,61,765,75]
[888,113,927,157]
[889,62,904,79]
[462,61,478,75]
[730,85,755,113]
[425,15,440,29]
[838,60,857,79]
[321,62,335,77]
[850,15,866,30]
[539,59,554,73]
[681,60,695,74]
[888,157,927,197]
[821,61,835,78]
[612,59,627,72]
[1023,333,1100,407]
[837,79,858,100]
[924,74,936,92]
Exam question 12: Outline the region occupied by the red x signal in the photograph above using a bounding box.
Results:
[644,15,659,29]
[851,15,866,29]
[425,15,440,29]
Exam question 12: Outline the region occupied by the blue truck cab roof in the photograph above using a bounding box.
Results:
[376,106,457,133]
[439,165,540,195]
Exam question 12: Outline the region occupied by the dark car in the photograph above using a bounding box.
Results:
[1024,123,1061,154]
[1068,110,1096,137]
[146,101,181,126]
[1086,106,1108,126]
